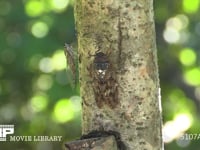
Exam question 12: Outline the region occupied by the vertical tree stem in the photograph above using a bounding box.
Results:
[74,0,163,149]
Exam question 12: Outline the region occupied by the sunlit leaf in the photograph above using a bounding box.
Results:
[39,57,53,73]
[179,48,196,66]
[30,94,48,112]
[52,50,66,71]
[52,99,75,123]
[50,0,69,12]
[182,0,199,14]
[183,68,200,86]
[36,74,53,91]
[25,0,44,17]
[31,21,49,38]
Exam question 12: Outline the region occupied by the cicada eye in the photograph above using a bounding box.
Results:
[102,63,109,70]
[95,63,100,69]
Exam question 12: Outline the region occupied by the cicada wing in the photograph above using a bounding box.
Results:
[65,69,76,89]
[64,43,78,89]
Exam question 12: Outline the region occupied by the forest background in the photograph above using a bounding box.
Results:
[0,0,200,149]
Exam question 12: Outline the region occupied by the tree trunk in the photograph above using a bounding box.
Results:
[74,0,163,149]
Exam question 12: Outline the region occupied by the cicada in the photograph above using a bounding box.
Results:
[64,43,78,89]
[88,50,118,108]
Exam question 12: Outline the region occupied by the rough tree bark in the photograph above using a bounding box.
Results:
[68,0,163,149]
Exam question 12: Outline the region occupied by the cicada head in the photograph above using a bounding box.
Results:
[93,52,110,80]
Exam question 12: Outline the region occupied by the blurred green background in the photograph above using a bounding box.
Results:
[0,0,200,149]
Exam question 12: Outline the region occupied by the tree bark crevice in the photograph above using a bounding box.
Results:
[117,8,123,67]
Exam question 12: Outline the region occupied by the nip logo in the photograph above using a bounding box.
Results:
[0,125,14,141]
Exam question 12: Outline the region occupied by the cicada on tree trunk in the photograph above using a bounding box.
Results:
[64,43,79,89]
[87,50,119,109]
